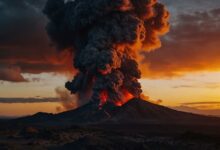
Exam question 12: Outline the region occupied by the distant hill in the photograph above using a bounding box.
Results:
[0,116,18,120]
[172,106,220,117]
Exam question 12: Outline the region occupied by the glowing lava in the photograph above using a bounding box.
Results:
[99,90,108,108]
[99,89,134,108]
[114,89,134,106]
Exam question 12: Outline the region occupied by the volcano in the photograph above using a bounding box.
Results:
[13,98,220,126]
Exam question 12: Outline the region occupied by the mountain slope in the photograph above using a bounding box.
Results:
[13,98,220,126]
[108,99,220,124]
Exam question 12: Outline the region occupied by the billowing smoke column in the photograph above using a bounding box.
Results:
[44,0,169,107]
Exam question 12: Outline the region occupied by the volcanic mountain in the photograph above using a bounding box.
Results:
[13,98,220,126]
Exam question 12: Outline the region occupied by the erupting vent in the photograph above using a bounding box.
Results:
[44,0,169,108]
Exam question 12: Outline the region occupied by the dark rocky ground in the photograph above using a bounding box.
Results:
[0,123,220,150]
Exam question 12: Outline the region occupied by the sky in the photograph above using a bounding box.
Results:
[0,0,220,117]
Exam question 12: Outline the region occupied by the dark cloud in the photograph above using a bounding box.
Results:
[175,101,220,115]
[181,102,220,105]
[0,0,73,82]
[142,8,220,78]
[0,0,47,46]
[172,105,220,117]
[161,0,220,15]
[173,85,195,89]
[0,97,58,103]
[173,82,220,89]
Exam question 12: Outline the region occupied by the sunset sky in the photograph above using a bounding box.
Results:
[0,0,220,117]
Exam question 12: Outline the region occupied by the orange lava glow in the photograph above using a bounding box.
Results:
[114,89,134,107]
[119,0,133,11]
[99,89,134,108]
[99,90,108,108]
[98,69,109,75]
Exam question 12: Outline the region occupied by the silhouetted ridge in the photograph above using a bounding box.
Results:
[13,99,220,126]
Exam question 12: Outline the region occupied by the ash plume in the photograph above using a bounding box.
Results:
[44,0,169,107]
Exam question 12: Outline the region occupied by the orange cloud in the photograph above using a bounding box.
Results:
[141,8,220,78]
[0,65,27,82]
[0,47,74,82]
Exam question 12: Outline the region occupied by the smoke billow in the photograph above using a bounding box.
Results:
[55,87,78,111]
[44,0,169,107]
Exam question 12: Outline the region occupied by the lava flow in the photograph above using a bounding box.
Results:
[44,0,169,108]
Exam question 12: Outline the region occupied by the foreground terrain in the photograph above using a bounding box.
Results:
[0,124,220,150]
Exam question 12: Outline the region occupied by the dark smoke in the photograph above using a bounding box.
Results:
[44,0,169,107]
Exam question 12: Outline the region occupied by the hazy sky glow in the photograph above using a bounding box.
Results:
[0,0,220,116]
